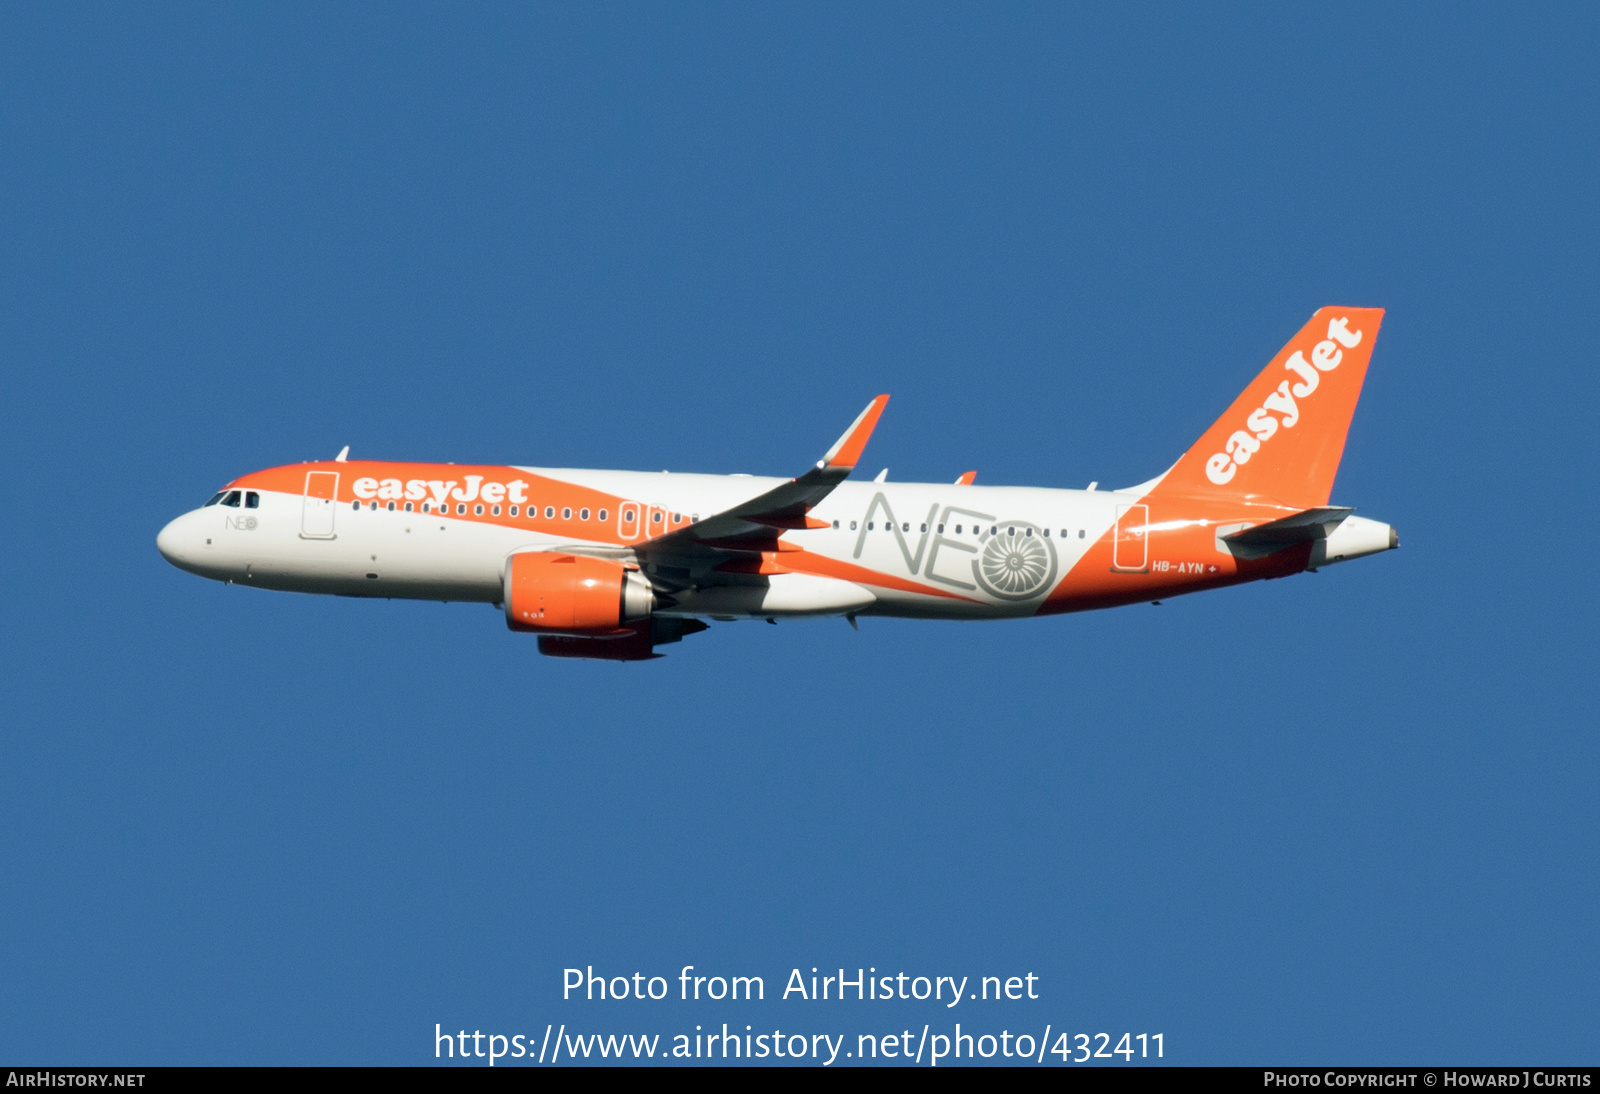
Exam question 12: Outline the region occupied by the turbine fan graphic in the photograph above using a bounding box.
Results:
[975,524,1056,600]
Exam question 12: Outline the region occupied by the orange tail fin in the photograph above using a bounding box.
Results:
[1149,307,1384,508]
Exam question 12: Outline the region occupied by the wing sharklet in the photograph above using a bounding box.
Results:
[635,396,890,562]
[821,394,890,470]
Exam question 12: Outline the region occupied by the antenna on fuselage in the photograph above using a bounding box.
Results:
[335,446,349,462]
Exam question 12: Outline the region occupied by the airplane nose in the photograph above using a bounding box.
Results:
[157,514,191,567]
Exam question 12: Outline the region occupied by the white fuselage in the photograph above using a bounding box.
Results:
[155,463,1396,623]
[158,468,1124,618]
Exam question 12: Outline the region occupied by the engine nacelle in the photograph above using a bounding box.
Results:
[503,552,654,636]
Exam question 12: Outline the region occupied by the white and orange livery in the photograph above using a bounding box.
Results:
[158,308,1398,659]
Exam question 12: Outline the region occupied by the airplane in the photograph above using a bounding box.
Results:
[156,307,1397,660]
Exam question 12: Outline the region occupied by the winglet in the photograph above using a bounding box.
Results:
[638,394,888,553]
[955,470,976,485]
[820,395,890,471]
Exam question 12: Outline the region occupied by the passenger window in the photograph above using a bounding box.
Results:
[937,524,944,533]
[545,506,555,519]
[672,513,681,524]
[600,509,608,522]
[652,512,662,524]
[221,490,241,507]
[580,508,590,520]
[562,507,572,520]
[1043,528,1050,537]
[422,503,431,513]
[371,501,379,510]
[955,524,962,534]
[509,505,518,516]
[245,492,260,508]
[203,492,225,507]
[352,501,360,510]
[850,521,857,530]
[1079,529,1085,538]
[405,502,414,512]
[920,523,927,533]
[832,520,840,529]
[456,504,466,515]
[867,522,874,530]
[623,508,636,522]
[902,523,909,532]
[388,501,396,511]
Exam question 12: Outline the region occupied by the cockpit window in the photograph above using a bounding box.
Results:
[220,490,242,507]
[203,492,226,507]
[244,491,260,509]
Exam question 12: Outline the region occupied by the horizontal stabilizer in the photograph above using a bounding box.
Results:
[1223,506,1353,547]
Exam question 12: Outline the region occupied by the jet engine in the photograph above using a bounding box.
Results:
[502,552,655,636]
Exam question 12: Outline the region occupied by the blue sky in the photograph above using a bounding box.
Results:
[1,3,1595,1065]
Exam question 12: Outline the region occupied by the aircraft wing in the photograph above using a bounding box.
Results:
[633,395,888,579]
[1223,506,1353,548]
